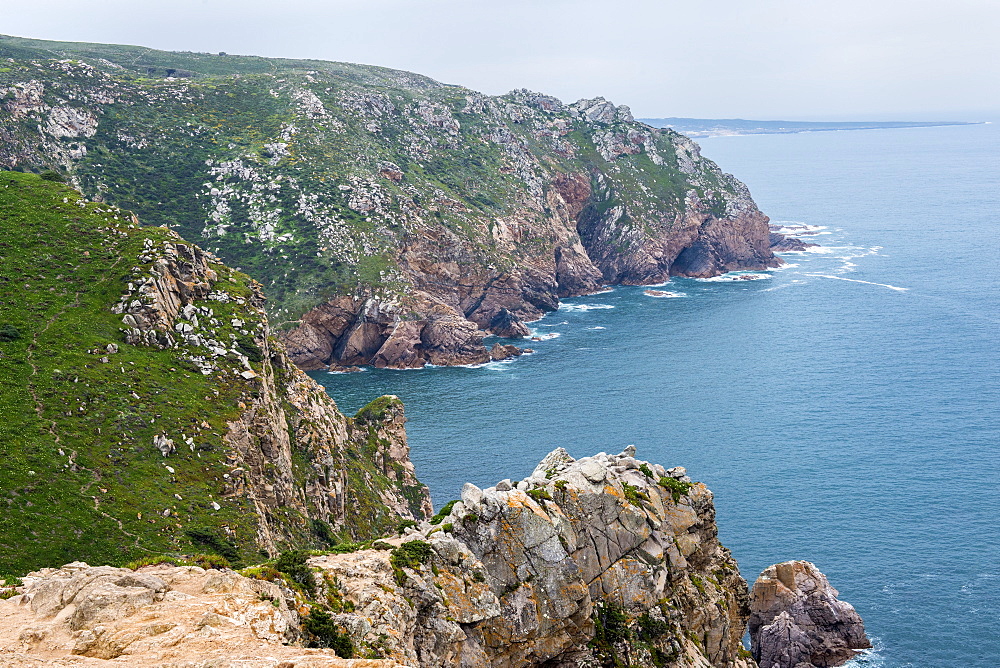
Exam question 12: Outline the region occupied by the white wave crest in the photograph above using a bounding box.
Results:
[771,222,829,236]
[806,273,908,292]
[558,303,615,311]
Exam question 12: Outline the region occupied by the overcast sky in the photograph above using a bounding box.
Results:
[6,0,999,119]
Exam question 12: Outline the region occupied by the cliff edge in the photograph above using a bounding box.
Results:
[0,447,755,667]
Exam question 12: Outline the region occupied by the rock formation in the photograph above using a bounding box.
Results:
[0,36,788,369]
[0,562,393,667]
[749,561,870,668]
[0,447,756,667]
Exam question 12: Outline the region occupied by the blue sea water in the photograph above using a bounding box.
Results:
[312,123,1000,667]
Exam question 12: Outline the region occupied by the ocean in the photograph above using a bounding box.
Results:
[311,122,1000,667]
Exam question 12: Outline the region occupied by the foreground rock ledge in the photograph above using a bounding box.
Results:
[749,560,871,668]
[0,447,755,667]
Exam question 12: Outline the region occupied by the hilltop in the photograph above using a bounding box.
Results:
[1,34,784,369]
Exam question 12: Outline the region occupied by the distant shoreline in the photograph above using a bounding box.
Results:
[638,117,987,138]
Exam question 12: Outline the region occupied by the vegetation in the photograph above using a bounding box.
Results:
[622,482,649,507]
[0,172,269,574]
[0,35,752,331]
[589,602,679,668]
[302,606,354,657]
[274,549,316,596]
[658,477,693,503]
[527,488,552,502]
[389,539,432,585]
[429,500,458,525]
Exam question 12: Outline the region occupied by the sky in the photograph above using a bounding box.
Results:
[5,0,999,120]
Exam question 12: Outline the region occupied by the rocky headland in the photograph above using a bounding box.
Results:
[0,35,801,369]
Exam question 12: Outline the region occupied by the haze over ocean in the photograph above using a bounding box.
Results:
[314,122,1000,666]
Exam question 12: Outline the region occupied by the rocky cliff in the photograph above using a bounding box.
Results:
[0,171,429,576]
[0,447,755,667]
[0,35,787,369]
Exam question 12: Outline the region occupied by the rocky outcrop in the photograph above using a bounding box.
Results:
[115,230,432,549]
[0,170,431,576]
[310,446,754,667]
[1,38,782,370]
[0,562,397,667]
[769,233,818,253]
[0,448,754,667]
[749,561,870,668]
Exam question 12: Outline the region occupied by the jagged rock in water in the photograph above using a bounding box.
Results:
[769,232,818,252]
[488,308,531,338]
[749,560,871,668]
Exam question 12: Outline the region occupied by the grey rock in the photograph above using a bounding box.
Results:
[750,560,871,668]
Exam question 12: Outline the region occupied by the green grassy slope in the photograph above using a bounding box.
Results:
[0,172,282,574]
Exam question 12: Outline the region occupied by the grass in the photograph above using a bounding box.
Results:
[0,172,423,574]
[0,172,271,574]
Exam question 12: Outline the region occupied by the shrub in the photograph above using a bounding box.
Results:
[396,519,417,534]
[310,519,336,546]
[39,170,64,182]
[0,324,22,342]
[185,527,241,566]
[302,607,354,657]
[274,549,316,597]
[235,335,263,363]
[527,488,552,502]
[390,540,432,585]
[390,540,432,570]
[430,500,458,525]
[658,477,692,503]
[639,463,654,478]
[192,553,230,570]
[622,482,649,507]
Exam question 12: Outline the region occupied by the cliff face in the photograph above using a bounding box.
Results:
[0,172,429,575]
[0,448,754,668]
[0,36,782,369]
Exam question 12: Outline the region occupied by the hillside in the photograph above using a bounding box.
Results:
[0,34,783,369]
[0,171,429,577]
